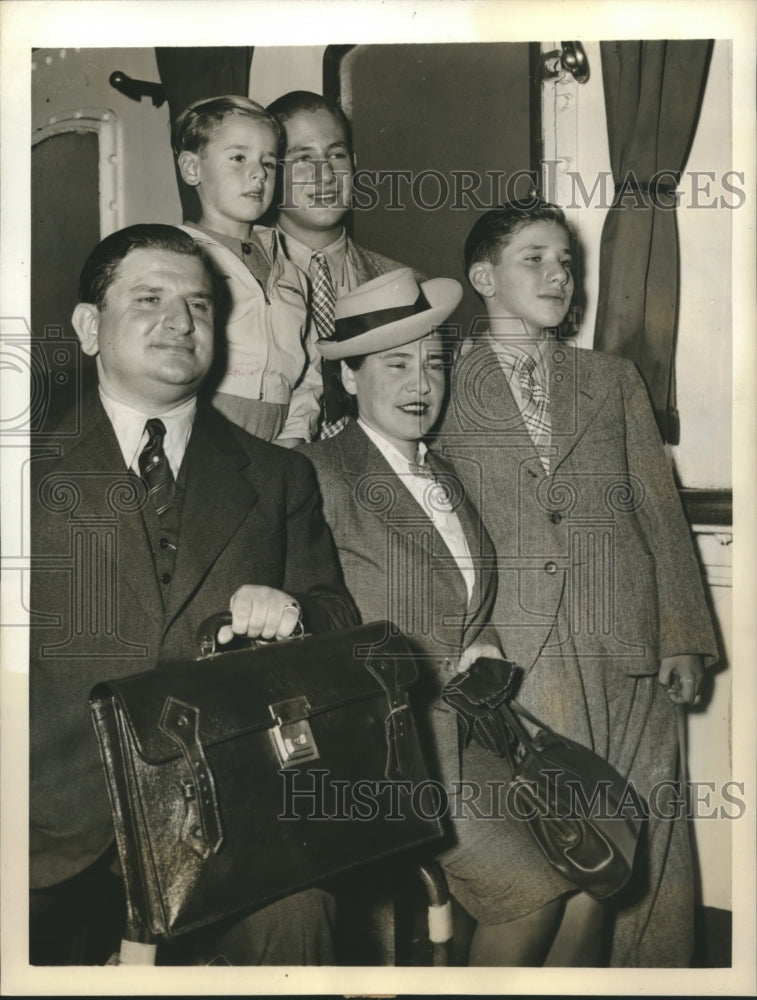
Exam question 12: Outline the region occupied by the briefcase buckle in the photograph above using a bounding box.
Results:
[269,696,320,766]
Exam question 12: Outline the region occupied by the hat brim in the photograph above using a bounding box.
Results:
[316,277,463,360]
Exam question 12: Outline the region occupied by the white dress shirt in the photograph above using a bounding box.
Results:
[276,227,358,297]
[98,387,197,479]
[358,419,475,602]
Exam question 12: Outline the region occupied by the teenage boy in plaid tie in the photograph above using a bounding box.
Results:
[438,201,717,967]
[266,91,424,438]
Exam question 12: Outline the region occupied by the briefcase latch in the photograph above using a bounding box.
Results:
[269,696,320,766]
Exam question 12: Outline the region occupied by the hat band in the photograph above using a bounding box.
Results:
[332,289,431,343]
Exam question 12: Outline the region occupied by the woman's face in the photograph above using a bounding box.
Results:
[341,332,449,459]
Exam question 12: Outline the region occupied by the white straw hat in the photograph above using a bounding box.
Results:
[316,267,463,360]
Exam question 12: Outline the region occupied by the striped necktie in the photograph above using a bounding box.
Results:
[514,352,551,472]
[138,418,176,516]
[310,250,347,438]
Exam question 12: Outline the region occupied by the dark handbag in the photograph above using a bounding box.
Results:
[442,657,644,901]
[89,619,443,941]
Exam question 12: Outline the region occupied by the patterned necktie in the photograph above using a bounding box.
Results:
[514,352,551,472]
[310,251,347,438]
[309,251,336,341]
[138,418,176,516]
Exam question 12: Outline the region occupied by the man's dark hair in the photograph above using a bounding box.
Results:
[463,199,571,275]
[78,224,211,309]
[266,90,353,150]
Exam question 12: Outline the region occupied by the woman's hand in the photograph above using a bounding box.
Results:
[457,641,506,674]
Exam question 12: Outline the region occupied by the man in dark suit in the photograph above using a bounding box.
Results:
[29,224,358,965]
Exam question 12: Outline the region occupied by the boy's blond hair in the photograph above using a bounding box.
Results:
[171,95,282,157]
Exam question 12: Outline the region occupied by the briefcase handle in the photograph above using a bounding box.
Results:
[195,611,306,659]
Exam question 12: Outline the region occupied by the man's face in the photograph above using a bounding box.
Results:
[277,108,355,243]
[182,116,278,238]
[77,248,215,411]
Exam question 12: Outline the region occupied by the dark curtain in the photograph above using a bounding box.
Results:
[155,47,254,221]
[593,40,713,443]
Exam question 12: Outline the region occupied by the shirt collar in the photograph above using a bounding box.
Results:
[190,222,268,259]
[357,418,427,474]
[98,386,197,478]
[486,331,550,382]
[276,226,348,285]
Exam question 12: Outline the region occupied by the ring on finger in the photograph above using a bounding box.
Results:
[282,600,304,637]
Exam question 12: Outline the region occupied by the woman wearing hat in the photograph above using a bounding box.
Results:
[300,268,558,964]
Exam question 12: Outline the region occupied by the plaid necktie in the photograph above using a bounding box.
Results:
[309,250,336,341]
[309,250,347,438]
[514,352,551,472]
[138,418,176,516]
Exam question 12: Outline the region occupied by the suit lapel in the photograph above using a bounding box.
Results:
[56,397,163,620]
[337,421,434,539]
[465,339,609,478]
[345,237,370,285]
[549,346,606,474]
[425,449,495,638]
[459,340,545,499]
[337,422,468,601]
[163,407,258,628]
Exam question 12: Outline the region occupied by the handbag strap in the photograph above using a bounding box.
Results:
[497,698,577,761]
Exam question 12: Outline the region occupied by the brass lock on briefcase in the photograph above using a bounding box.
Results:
[195,613,321,768]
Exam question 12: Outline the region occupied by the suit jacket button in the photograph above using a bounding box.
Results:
[161,572,172,584]
[550,512,562,524]
[544,561,558,575]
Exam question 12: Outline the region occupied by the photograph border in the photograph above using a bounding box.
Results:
[2,1,755,995]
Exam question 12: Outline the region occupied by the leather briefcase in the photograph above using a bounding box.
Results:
[89,619,444,940]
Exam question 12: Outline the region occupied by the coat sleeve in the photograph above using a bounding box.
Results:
[620,359,718,666]
[280,450,358,633]
[278,307,322,443]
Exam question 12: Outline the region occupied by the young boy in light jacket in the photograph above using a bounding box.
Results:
[173,95,320,446]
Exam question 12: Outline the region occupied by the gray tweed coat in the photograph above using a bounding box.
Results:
[437,336,718,965]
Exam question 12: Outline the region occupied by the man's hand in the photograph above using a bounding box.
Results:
[658,654,705,705]
[217,585,303,643]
